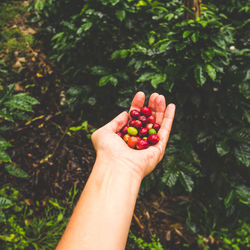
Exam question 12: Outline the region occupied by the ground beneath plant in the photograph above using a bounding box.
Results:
[1,2,218,249]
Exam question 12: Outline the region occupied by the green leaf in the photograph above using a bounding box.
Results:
[91,66,109,76]
[151,74,167,88]
[115,10,126,21]
[5,164,29,178]
[136,72,154,82]
[88,97,96,106]
[234,143,250,167]
[235,185,250,206]
[0,197,12,209]
[99,75,118,87]
[110,0,120,6]
[191,31,199,43]
[224,190,235,208]
[183,30,192,38]
[194,65,206,85]
[216,141,230,156]
[239,81,250,99]
[180,171,194,192]
[111,49,129,60]
[161,168,179,187]
[205,64,216,80]
[0,140,11,151]
[0,151,11,162]
[148,36,155,45]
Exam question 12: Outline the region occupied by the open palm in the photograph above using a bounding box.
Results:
[91,92,175,178]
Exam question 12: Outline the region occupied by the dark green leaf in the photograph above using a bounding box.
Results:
[205,64,216,80]
[235,185,250,206]
[0,197,12,209]
[234,143,250,167]
[0,151,11,162]
[194,65,206,85]
[216,141,230,156]
[115,10,126,22]
[183,30,192,38]
[151,74,167,88]
[180,171,194,192]
[5,164,29,178]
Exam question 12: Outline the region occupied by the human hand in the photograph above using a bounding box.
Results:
[91,92,175,180]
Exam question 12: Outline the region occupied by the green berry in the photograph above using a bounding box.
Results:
[143,137,147,140]
[148,128,157,135]
[128,126,138,136]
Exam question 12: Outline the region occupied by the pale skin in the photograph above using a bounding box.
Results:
[56,91,176,250]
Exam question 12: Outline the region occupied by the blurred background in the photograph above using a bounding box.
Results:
[0,0,249,249]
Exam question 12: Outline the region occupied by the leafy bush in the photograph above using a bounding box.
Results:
[0,184,78,249]
[33,0,250,240]
[127,231,163,250]
[0,65,39,177]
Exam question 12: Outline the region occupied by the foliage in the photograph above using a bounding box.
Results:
[0,184,78,249]
[32,0,250,242]
[215,220,250,250]
[0,65,39,177]
[127,231,164,250]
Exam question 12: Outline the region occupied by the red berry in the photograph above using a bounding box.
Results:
[136,136,141,141]
[147,134,159,145]
[127,136,140,149]
[146,123,153,130]
[139,115,147,125]
[147,115,155,124]
[140,106,151,117]
[129,120,136,127]
[137,139,149,150]
[139,127,148,137]
[130,109,140,119]
[123,134,130,142]
[153,123,160,132]
[134,120,142,128]
[116,132,123,138]
[121,125,129,134]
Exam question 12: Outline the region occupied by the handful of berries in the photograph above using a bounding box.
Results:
[117,106,160,150]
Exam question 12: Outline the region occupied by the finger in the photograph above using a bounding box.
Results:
[148,93,159,118]
[105,111,129,132]
[158,103,176,147]
[154,95,166,124]
[129,91,145,113]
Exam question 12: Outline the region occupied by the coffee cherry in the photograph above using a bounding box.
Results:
[127,136,140,149]
[146,123,153,130]
[147,115,155,124]
[134,120,142,128]
[153,123,160,132]
[148,128,157,135]
[139,115,147,125]
[140,106,151,117]
[137,139,149,150]
[139,127,148,137]
[130,109,140,119]
[129,120,136,127]
[127,127,138,136]
[121,125,129,134]
[147,134,159,145]
[143,137,147,140]
[123,134,130,142]
[116,132,123,138]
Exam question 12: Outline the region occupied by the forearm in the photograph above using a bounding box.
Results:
[57,156,142,250]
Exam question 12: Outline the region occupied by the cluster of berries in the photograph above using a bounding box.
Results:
[116,106,160,150]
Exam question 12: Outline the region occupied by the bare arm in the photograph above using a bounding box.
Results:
[56,92,176,250]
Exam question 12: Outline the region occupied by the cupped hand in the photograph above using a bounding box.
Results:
[91,92,175,179]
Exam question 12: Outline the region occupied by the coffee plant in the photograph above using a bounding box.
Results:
[32,0,250,242]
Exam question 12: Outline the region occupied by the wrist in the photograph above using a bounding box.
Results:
[92,154,144,186]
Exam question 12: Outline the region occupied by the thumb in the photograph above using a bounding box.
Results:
[105,111,129,132]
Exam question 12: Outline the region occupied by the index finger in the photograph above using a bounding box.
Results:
[129,91,145,113]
